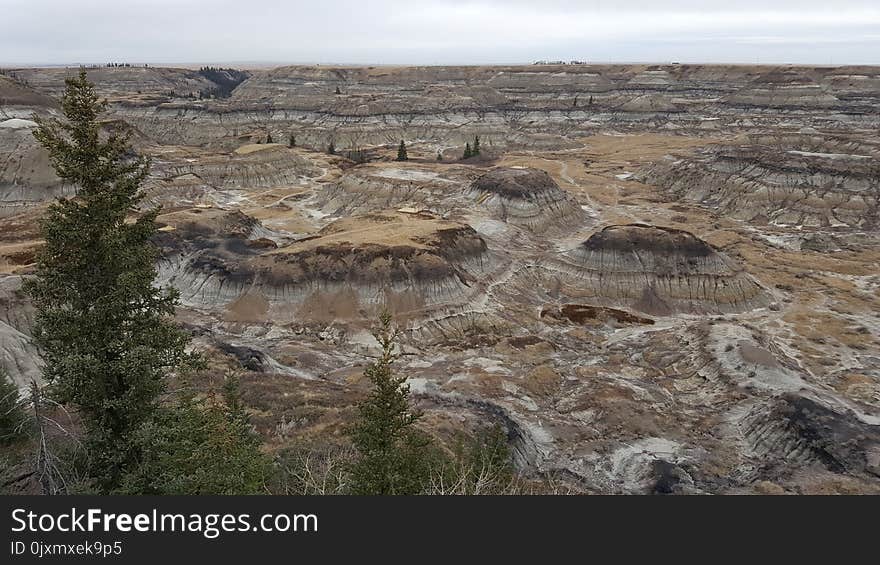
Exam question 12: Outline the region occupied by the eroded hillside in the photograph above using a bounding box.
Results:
[1,64,878,494]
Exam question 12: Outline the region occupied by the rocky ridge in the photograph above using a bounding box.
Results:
[637,134,880,228]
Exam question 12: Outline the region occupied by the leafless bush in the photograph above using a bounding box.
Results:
[27,381,82,495]
[275,445,356,495]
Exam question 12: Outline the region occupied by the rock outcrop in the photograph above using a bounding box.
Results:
[14,64,879,151]
[0,276,39,387]
[725,70,840,109]
[467,167,585,232]
[740,393,880,478]
[638,135,880,228]
[545,224,767,315]
[0,77,69,217]
[0,121,71,217]
[4,66,216,99]
[318,164,469,216]
[144,144,324,207]
[158,210,498,324]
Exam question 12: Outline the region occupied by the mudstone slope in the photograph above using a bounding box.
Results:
[0,64,878,493]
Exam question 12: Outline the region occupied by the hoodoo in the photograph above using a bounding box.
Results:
[158,210,497,324]
[467,167,585,232]
[552,224,768,315]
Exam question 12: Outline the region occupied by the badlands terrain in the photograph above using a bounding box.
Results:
[1,64,879,494]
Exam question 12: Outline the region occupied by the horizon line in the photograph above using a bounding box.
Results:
[3,60,880,69]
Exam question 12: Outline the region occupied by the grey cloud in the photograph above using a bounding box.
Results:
[1,0,878,65]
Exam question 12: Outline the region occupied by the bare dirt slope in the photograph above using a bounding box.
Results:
[1,64,879,493]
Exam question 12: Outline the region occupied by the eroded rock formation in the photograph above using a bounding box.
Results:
[158,210,498,324]
[638,135,880,228]
[0,78,69,217]
[545,224,768,314]
[467,167,585,232]
[2,63,879,494]
[12,64,879,152]
[318,164,470,216]
[144,144,324,207]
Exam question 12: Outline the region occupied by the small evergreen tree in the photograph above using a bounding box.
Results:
[0,371,27,445]
[437,151,443,161]
[462,142,472,160]
[328,140,336,155]
[473,135,481,156]
[349,313,436,495]
[396,140,408,161]
[120,373,270,495]
[266,132,273,144]
[221,372,246,424]
[27,68,196,492]
[335,85,342,95]
[288,133,296,148]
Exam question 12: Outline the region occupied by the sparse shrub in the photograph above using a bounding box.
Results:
[275,444,355,495]
[430,425,514,495]
[347,149,369,163]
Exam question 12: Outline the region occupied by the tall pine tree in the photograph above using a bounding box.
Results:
[349,313,435,494]
[27,68,195,492]
[396,140,408,161]
[473,135,481,156]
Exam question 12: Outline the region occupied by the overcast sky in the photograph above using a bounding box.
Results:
[3,0,879,66]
